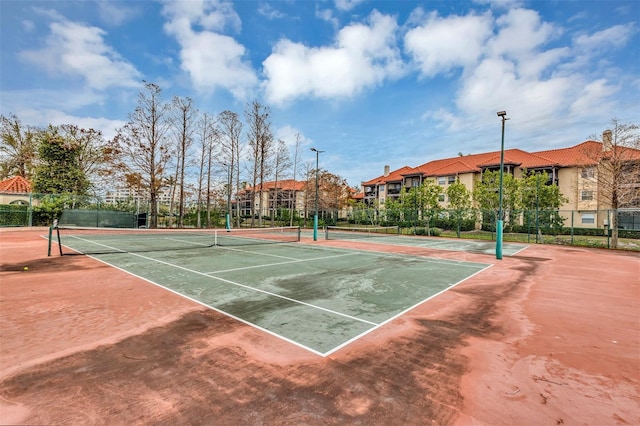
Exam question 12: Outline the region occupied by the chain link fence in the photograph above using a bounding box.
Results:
[2,195,638,250]
[346,207,640,250]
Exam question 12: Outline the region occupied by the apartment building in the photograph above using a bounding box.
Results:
[361,131,640,229]
[237,179,307,218]
[104,186,179,207]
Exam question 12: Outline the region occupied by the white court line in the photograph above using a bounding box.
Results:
[322,263,493,357]
[63,233,492,357]
[204,252,359,275]
[71,236,378,327]
[69,251,329,357]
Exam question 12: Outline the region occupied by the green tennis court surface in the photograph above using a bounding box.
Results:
[55,233,490,356]
[324,227,528,256]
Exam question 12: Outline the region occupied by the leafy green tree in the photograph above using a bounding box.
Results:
[473,170,519,231]
[55,124,114,190]
[519,171,568,234]
[33,129,90,196]
[0,114,39,180]
[399,179,441,233]
[446,178,473,237]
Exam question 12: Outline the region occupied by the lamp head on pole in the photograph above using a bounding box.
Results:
[497,110,507,118]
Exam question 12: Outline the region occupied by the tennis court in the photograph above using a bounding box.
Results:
[2,228,638,425]
[324,226,528,256]
[51,226,490,356]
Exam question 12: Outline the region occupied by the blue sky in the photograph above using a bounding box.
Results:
[1,0,639,188]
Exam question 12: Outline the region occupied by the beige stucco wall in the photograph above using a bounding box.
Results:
[0,194,31,205]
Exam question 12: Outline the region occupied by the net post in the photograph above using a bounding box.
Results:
[298,226,301,242]
[47,225,53,257]
[57,226,62,256]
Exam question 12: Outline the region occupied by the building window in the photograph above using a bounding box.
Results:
[448,176,456,184]
[581,213,595,224]
[379,184,385,193]
[581,167,595,179]
[438,194,446,202]
[438,177,446,185]
[580,190,593,201]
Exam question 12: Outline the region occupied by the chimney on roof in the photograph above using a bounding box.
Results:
[384,165,390,177]
[603,129,612,152]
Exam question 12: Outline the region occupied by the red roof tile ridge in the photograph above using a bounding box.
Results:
[0,176,32,193]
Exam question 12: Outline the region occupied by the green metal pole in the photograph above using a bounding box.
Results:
[496,113,507,260]
[311,148,323,241]
[226,163,232,230]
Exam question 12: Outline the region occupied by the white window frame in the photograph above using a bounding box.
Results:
[581,213,595,224]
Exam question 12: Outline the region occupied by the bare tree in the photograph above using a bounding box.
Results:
[301,161,315,226]
[289,133,303,226]
[218,110,243,227]
[586,120,640,248]
[170,97,196,227]
[112,82,172,228]
[245,101,273,227]
[270,139,292,225]
[0,114,38,180]
[196,112,217,228]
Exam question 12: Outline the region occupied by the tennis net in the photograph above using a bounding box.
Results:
[48,225,301,256]
[325,226,400,240]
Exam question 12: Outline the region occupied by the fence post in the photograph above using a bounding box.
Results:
[570,211,574,245]
[607,209,610,249]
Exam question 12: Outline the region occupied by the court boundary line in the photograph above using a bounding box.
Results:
[322,263,493,356]
[54,236,494,357]
[294,241,491,268]
[203,252,360,275]
[324,234,528,256]
[73,252,328,357]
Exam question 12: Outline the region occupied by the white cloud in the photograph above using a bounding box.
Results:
[9,107,124,141]
[472,0,524,10]
[97,0,139,26]
[19,19,141,90]
[404,11,493,77]
[258,3,286,20]
[275,125,311,148]
[411,6,622,135]
[263,10,404,105]
[570,79,618,116]
[335,0,366,12]
[488,8,560,60]
[315,7,339,30]
[162,0,257,98]
[574,23,636,51]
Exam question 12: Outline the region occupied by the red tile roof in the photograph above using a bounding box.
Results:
[362,140,640,187]
[362,166,413,185]
[243,179,306,192]
[0,176,31,193]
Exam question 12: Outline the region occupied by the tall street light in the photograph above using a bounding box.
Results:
[223,162,232,230]
[496,110,509,260]
[311,147,324,241]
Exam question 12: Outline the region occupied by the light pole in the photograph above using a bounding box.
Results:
[311,147,324,241]
[223,162,232,230]
[496,110,508,259]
